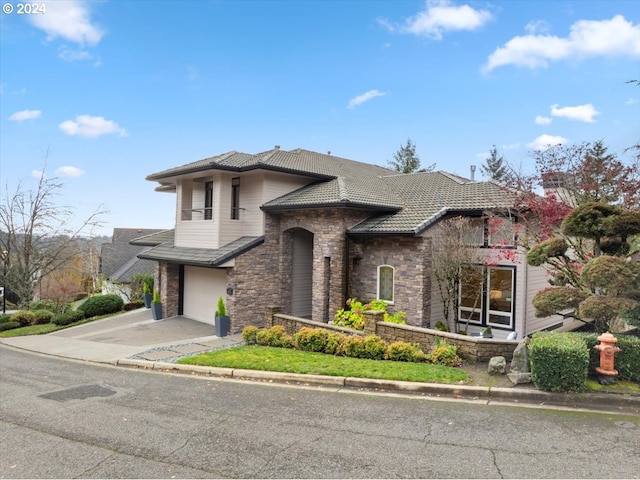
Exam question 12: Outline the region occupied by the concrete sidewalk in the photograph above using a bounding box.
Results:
[1,309,639,415]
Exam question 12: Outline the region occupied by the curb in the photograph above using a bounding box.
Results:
[116,359,640,414]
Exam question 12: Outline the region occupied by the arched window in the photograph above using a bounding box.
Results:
[377,265,394,303]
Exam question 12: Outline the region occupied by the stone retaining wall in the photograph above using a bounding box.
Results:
[265,306,518,362]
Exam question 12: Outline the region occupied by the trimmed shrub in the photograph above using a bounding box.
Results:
[617,335,640,382]
[29,299,58,312]
[529,332,589,392]
[293,327,329,352]
[78,294,124,318]
[363,335,386,360]
[340,335,366,358]
[325,332,346,355]
[10,310,36,327]
[385,341,425,362]
[32,309,54,325]
[0,313,12,324]
[430,338,462,367]
[242,326,259,344]
[0,321,20,332]
[52,310,85,326]
[255,325,293,348]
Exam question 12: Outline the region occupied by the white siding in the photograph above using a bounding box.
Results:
[522,264,564,335]
[183,266,227,324]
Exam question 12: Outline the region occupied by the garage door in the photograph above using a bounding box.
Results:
[183,266,227,324]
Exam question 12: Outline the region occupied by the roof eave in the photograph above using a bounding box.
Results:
[261,201,401,213]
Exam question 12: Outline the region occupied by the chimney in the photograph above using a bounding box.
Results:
[470,165,476,181]
[274,145,280,150]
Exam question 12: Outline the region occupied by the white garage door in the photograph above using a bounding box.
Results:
[183,266,227,324]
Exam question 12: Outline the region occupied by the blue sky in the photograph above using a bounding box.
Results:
[1,0,639,237]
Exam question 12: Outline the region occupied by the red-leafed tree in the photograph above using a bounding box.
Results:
[511,141,640,331]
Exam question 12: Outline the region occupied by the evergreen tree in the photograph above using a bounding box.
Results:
[480,145,508,182]
[388,138,434,174]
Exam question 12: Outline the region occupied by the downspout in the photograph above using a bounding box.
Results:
[344,230,350,305]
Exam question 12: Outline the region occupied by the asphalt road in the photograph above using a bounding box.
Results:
[1,346,639,479]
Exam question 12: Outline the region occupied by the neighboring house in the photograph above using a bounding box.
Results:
[138,147,567,337]
[100,228,169,302]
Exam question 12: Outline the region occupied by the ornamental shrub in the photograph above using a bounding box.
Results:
[333,297,406,330]
[0,321,20,332]
[52,310,85,326]
[340,335,367,358]
[430,338,462,367]
[78,294,124,318]
[385,341,425,362]
[242,325,259,344]
[616,335,640,382]
[363,335,387,360]
[293,327,329,352]
[10,310,36,327]
[0,313,12,324]
[29,299,58,312]
[527,238,569,266]
[325,332,347,355]
[532,287,589,317]
[32,309,54,325]
[529,332,589,392]
[255,325,292,348]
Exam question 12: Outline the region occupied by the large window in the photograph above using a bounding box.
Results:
[231,177,240,220]
[459,266,515,329]
[204,181,213,220]
[377,265,394,303]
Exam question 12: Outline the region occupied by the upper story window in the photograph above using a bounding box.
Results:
[377,265,394,304]
[204,181,213,220]
[231,177,240,220]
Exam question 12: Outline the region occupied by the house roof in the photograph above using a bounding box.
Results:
[130,229,175,246]
[348,172,519,235]
[146,147,520,237]
[100,228,167,282]
[137,236,264,267]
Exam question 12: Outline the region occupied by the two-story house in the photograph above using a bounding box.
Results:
[137,147,569,338]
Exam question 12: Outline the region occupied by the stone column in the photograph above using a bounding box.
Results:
[363,310,383,335]
[265,305,281,328]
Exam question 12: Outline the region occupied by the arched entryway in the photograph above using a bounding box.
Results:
[290,228,313,319]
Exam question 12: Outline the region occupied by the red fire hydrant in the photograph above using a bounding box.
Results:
[594,332,621,385]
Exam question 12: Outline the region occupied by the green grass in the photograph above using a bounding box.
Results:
[178,345,468,384]
[0,312,130,338]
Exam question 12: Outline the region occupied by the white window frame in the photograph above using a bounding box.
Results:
[486,266,514,329]
[377,265,394,304]
[458,265,515,330]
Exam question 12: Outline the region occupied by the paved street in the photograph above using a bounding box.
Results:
[1,346,639,479]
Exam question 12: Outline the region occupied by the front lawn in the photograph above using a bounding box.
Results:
[178,345,468,384]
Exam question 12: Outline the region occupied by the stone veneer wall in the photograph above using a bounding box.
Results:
[275,208,372,322]
[156,261,180,318]
[349,236,433,327]
[264,307,518,362]
[226,215,282,333]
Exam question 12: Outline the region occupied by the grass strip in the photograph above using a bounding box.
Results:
[178,344,468,384]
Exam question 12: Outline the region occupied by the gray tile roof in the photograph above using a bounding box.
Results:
[146,147,520,237]
[137,236,264,267]
[130,229,175,246]
[100,228,167,282]
[349,172,519,234]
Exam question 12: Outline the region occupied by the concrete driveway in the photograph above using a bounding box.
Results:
[0,308,242,364]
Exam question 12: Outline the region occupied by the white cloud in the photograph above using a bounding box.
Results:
[550,103,600,123]
[347,90,386,109]
[380,0,492,40]
[58,46,94,62]
[28,0,104,46]
[59,115,127,138]
[625,97,638,105]
[525,20,551,35]
[528,134,567,151]
[535,115,552,125]
[485,15,640,71]
[55,166,85,177]
[9,109,41,121]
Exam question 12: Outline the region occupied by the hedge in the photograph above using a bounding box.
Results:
[78,294,124,318]
[529,332,589,392]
